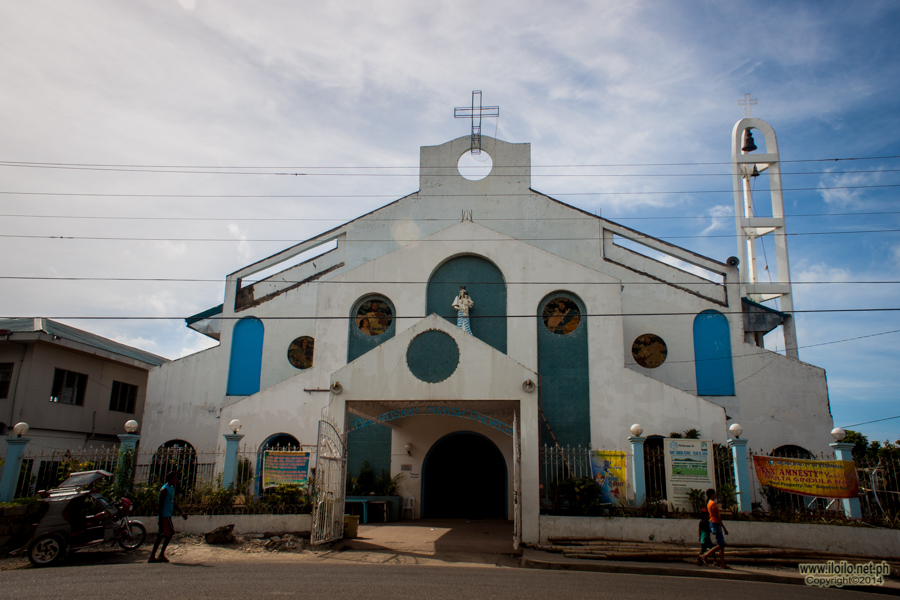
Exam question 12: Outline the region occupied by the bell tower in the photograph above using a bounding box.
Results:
[731,118,799,359]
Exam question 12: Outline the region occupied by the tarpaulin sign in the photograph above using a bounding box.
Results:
[753,456,858,499]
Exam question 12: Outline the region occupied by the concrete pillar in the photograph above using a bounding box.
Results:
[0,437,30,502]
[830,442,862,519]
[222,433,245,489]
[728,437,750,513]
[629,436,646,507]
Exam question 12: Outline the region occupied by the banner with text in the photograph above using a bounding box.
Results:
[590,451,628,507]
[752,456,859,499]
[664,439,716,511]
[262,450,310,489]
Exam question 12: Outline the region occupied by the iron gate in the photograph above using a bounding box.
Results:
[311,418,347,545]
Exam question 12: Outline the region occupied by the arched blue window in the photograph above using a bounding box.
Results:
[537,292,590,448]
[227,317,264,396]
[693,310,735,396]
[426,254,506,353]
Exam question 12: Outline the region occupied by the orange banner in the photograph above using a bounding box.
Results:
[753,456,859,499]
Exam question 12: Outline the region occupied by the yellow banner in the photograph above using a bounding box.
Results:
[590,451,628,507]
[753,455,859,499]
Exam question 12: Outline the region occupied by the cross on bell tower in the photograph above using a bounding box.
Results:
[454,91,499,154]
[738,93,757,117]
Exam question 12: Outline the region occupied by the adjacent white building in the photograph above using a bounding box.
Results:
[141,131,834,543]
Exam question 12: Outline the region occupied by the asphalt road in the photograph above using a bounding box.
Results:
[0,558,887,600]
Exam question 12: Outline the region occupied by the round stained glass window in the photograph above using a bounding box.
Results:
[542,297,581,335]
[632,334,667,368]
[287,336,315,369]
[356,298,393,336]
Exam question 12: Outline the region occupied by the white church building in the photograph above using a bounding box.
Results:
[141,125,834,544]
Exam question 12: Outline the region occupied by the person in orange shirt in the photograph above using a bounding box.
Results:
[698,488,728,568]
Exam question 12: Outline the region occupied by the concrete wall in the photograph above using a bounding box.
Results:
[539,516,900,558]
[175,514,313,536]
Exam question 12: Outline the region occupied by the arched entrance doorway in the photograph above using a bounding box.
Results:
[422,432,507,519]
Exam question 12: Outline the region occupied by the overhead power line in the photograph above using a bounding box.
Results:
[2,229,898,243]
[4,308,899,320]
[2,210,899,222]
[2,276,899,285]
[0,183,898,199]
[0,154,898,169]
[840,415,900,429]
[0,162,898,176]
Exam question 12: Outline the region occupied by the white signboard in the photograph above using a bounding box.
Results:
[664,438,716,511]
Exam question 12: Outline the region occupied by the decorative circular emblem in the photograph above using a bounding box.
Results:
[287,336,315,369]
[406,330,460,383]
[631,333,668,368]
[356,298,393,336]
[542,297,581,335]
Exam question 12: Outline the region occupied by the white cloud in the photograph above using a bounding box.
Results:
[228,223,252,263]
[818,169,883,207]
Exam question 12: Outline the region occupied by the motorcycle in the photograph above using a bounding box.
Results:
[18,470,147,567]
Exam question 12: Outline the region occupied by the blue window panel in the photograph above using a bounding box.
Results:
[426,255,506,354]
[693,310,735,396]
[537,292,590,449]
[347,424,392,480]
[226,317,264,396]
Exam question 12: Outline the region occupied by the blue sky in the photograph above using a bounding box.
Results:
[0,1,897,443]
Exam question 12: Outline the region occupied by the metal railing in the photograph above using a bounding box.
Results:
[12,444,314,516]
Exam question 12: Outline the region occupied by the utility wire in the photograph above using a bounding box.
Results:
[841,415,900,429]
[2,230,898,242]
[2,276,899,285]
[1,154,898,169]
[1,163,898,176]
[2,210,899,222]
[1,183,898,198]
[5,308,899,320]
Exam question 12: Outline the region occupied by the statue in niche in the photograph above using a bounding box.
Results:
[452,286,474,334]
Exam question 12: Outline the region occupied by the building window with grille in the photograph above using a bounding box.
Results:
[50,368,88,406]
[0,363,13,399]
[109,381,138,414]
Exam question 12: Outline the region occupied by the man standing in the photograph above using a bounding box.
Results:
[148,471,187,563]
[699,488,728,568]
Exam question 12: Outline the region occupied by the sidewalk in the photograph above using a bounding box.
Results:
[328,519,521,567]
[520,547,900,595]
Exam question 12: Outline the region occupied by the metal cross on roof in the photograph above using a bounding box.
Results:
[739,93,758,117]
[454,91,499,154]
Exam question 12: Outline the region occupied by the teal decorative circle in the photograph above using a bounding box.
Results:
[406,330,460,383]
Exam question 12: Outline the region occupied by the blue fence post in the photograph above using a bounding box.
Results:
[830,442,862,519]
[629,435,646,507]
[115,431,141,495]
[728,437,750,513]
[222,433,245,489]
[0,436,30,502]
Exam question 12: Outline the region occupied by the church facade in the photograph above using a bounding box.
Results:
[141,135,834,543]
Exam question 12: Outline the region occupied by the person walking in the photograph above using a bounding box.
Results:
[148,471,187,563]
[699,488,728,568]
[696,506,714,564]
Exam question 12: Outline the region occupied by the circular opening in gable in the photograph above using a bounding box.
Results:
[457,150,492,181]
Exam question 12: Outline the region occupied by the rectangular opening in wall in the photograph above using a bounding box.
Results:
[613,235,724,285]
[50,368,88,406]
[0,362,12,398]
[245,240,338,285]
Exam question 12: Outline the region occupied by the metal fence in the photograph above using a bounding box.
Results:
[12,443,315,515]
[537,441,900,523]
[858,455,900,519]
